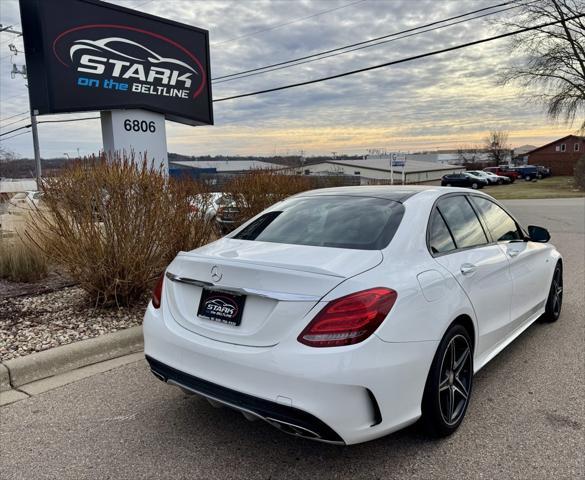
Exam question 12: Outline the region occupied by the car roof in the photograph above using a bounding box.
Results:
[293,185,444,203]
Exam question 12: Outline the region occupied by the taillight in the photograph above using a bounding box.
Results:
[151,273,165,309]
[298,288,397,347]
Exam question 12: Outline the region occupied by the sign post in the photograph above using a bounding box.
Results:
[101,109,168,172]
[389,153,406,185]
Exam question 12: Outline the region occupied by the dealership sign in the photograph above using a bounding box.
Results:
[19,0,213,126]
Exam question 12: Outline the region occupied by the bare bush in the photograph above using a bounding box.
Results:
[27,153,215,307]
[222,170,314,229]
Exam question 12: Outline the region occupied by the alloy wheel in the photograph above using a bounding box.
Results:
[438,334,472,426]
[551,267,563,317]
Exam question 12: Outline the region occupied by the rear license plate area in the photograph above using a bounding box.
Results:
[197,289,246,326]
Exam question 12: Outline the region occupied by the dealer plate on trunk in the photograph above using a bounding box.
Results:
[197,289,246,326]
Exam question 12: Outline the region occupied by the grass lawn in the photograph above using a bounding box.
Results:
[486,176,585,200]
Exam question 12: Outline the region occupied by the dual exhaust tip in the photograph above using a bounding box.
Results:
[152,369,338,444]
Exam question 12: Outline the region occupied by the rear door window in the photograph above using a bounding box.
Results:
[435,195,488,250]
[470,196,522,242]
[233,195,405,250]
[428,209,457,254]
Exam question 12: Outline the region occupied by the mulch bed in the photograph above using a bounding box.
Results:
[0,285,146,361]
[0,269,76,300]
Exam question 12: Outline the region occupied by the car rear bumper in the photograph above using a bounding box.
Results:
[144,303,438,444]
[146,355,345,444]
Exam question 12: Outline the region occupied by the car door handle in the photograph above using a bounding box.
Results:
[460,263,477,275]
[508,250,520,257]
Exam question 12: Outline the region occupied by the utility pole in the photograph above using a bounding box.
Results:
[30,113,41,185]
[3,25,41,187]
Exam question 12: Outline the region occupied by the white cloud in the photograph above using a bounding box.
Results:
[0,0,573,158]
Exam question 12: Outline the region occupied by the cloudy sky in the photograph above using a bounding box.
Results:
[0,0,577,158]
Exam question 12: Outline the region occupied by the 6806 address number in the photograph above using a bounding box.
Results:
[123,119,156,133]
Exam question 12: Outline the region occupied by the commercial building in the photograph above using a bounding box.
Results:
[285,156,464,184]
[169,159,280,179]
[525,135,584,175]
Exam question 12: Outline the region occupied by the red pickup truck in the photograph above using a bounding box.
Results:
[483,166,520,182]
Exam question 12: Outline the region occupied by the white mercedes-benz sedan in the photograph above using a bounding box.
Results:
[144,186,563,445]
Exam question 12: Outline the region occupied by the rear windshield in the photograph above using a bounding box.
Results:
[232,195,405,250]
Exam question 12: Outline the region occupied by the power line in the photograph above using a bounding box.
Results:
[0,116,101,137]
[38,116,100,125]
[0,130,30,141]
[0,115,29,129]
[213,2,526,85]
[212,1,515,81]
[0,110,29,122]
[0,124,29,137]
[212,0,367,46]
[213,14,583,103]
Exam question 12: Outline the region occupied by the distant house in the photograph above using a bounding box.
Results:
[512,144,537,165]
[525,135,584,175]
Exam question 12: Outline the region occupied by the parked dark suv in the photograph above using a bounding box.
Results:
[515,165,540,181]
[441,173,487,189]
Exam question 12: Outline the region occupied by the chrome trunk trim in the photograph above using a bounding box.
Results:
[165,271,322,302]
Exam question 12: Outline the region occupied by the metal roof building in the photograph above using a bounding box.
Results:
[169,160,280,173]
[285,157,464,184]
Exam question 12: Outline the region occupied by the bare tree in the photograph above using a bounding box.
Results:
[484,130,511,164]
[0,146,18,163]
[457,145,482,164]
[497,0,585,130]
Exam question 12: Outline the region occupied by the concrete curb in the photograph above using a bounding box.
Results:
[0,364,11,392]
[1,325,143,389]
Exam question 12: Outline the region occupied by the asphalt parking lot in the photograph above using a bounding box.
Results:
[1,198,583,480]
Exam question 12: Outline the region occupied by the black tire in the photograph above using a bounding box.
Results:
[541,263,563,323]
[421,324,473,437]
[498,179,503,185]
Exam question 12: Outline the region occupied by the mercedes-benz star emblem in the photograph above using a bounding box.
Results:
[210,265,222,282]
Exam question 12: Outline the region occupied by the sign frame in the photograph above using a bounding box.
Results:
[19,0,213,126]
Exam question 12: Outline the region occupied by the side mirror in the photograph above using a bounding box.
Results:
[528,225,550,243]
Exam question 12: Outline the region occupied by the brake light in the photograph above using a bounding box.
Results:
[298,288,397,347]
[151,272,165,309]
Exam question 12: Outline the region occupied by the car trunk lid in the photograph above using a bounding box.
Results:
[163,238,383,347]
